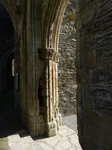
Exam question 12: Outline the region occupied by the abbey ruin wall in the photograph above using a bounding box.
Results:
[58,0,76,116]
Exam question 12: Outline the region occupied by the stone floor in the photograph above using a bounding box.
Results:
[8,115,82,150]
[62,115,77,132]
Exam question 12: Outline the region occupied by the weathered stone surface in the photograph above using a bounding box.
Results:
[7,116,82,150]
[58,0,76,116]
[76,0,112,149]
[1,0,112,149]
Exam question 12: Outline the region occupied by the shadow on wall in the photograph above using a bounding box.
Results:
[0,0,24,138]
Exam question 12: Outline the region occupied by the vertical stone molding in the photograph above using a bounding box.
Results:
[44,48,62,137]
[41,0,68,137]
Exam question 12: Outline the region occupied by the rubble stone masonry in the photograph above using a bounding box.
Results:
[58,0,76,116]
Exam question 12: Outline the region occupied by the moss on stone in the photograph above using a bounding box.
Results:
[69,12,76,22]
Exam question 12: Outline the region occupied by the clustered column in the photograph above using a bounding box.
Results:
[44,48,62,137]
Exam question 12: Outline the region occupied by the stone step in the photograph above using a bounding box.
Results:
[8,130,40,150]
[8,133,26,150]
[7,121,82,150]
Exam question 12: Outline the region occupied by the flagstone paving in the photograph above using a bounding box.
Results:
[8,115,82,150]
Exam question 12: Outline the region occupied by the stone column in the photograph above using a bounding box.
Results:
[53,52,62,130]
[44,48,62,137]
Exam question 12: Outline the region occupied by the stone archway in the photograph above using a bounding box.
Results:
[0,0,24,137]
[1,1,112,149]
[1,0,70,137]
[0,0,14,104]
[41,0,69,136]
[12,0,69,137]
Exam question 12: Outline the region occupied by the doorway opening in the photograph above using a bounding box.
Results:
[1,52,14,108]
[58,0,76,116]
[0,0,23,137]
[58,0,77,130]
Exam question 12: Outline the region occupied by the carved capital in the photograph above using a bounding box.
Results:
[52,52,60,63]
[44,48,60,63]
[45,48,55,60]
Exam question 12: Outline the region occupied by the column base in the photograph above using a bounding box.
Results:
[47,113,62,137]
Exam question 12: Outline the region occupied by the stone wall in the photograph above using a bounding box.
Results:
[58,0,76,116]
[1,0,64,137]
[2,1,112,147]
[76,0,112,149]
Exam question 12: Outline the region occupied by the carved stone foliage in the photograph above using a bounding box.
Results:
[45,48,60,63]
[45,48,55,60]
